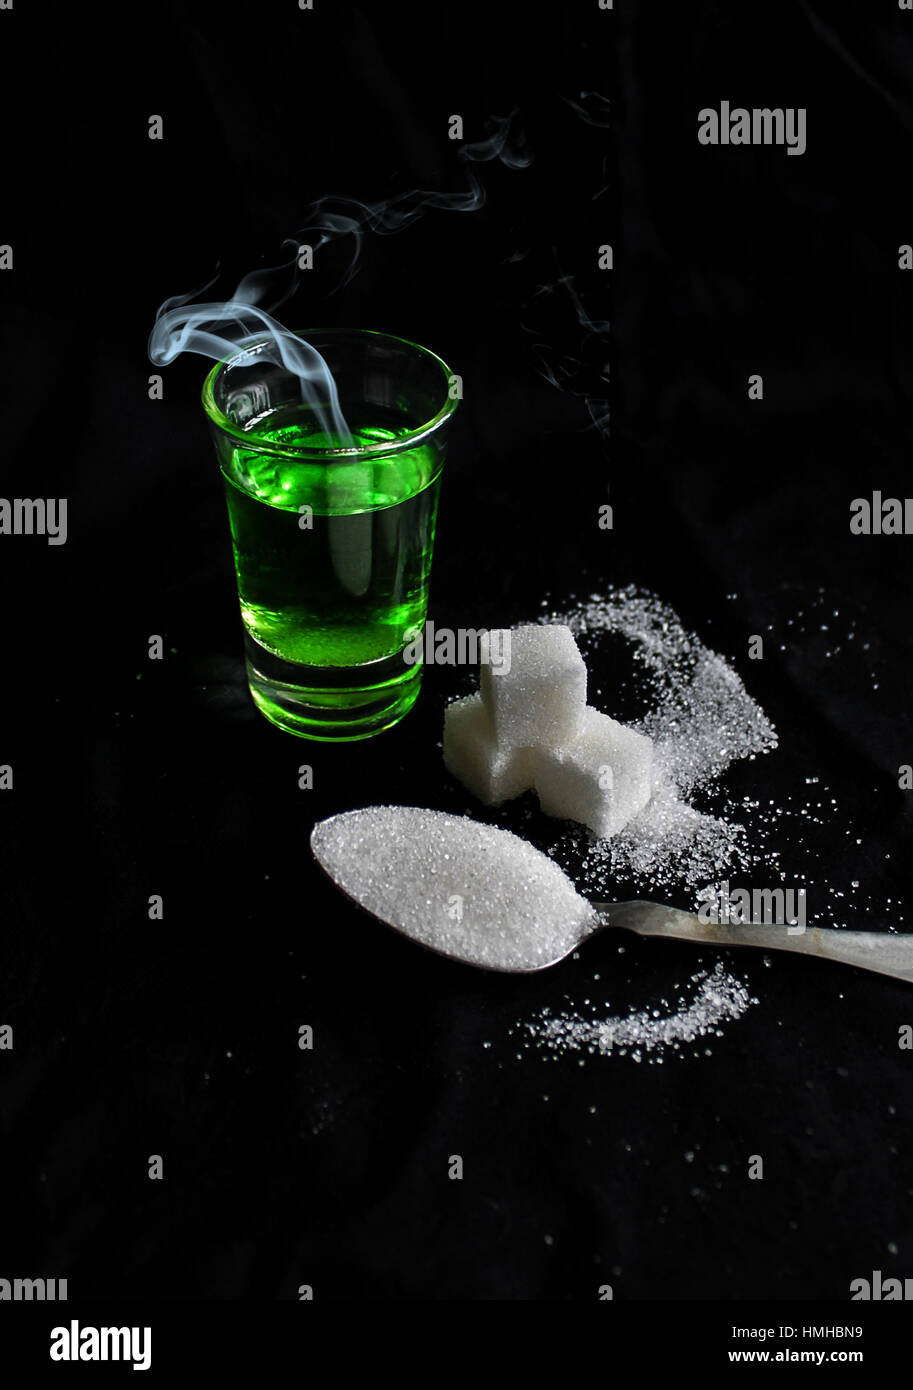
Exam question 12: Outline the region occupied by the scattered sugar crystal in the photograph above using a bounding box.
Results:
[311,806,598,972]
[443,693,534,806]
[534,707,653,838]
[643,650,777,798]
[570,776,752,898]
[520,962,757,1061]
[480,624,586,749]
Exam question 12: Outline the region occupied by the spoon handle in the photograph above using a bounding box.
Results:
[595,901,913,986]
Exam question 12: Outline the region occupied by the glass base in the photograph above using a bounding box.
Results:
[244,633,421,741]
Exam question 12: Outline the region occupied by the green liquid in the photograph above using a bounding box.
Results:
[221,403,442,671]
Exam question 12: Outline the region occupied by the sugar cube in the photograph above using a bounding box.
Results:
[443,693,535,806]
[480,624,586,749]
[534,707,653,838]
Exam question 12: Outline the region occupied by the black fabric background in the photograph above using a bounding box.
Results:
[1,0,912,1302]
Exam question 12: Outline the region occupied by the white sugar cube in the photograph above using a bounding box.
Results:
[480,624,586,750]
[443,693,535,806]
[534,707,653,838]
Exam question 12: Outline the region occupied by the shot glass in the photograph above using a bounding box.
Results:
[203,328,458,740]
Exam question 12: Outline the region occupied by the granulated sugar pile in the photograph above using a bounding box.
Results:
[534,587,778,897]
[516,961,757,1065]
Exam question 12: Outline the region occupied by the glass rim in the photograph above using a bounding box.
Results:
[201,327,458,460]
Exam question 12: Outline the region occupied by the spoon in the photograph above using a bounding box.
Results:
[591,899,913,985]
[311,806,913,984]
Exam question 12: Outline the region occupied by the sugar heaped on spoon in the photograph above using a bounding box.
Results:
[310,806,913,982]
